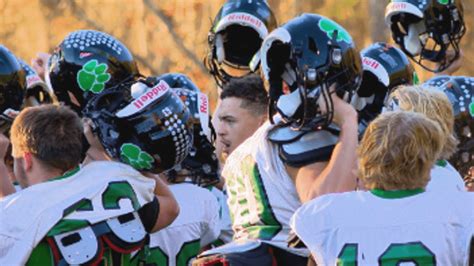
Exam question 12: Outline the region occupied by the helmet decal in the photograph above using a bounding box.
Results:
[318,18,352,44]
[438,0,450,5]
[362,56,390,86]
[64,30,123,54]
[76,59,111,94]
[215,12,268,38]
[116,80,170,118]
[120,143,155,170]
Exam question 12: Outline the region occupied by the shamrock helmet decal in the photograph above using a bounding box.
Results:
[47,29,140,114]
[120,143,155,170]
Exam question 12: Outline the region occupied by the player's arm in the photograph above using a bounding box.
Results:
[146,173,179,232]
[0,134,15,198]
[290,87,358,203]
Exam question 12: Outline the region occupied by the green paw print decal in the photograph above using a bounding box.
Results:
[438,0,450,5]
[77,59,111,94]
[469,102,474,118]
[318,18,352,44]
[120,143,155,170]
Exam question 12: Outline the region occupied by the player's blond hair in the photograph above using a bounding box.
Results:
[358,111,445,190]
[388,85,458,160]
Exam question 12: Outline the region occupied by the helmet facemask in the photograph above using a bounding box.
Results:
[263,26,357,131]
[386,1,466,73]
[206,0,277,88]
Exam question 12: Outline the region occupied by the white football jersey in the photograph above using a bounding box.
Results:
[209,187,233,245]
[222,121,308,256]
[291,190,474,266]
[147,183,220,266]
[427,160,466,191]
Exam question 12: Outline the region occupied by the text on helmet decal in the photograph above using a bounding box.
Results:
[318,18,352,44]
[216,12,268,38]
[199,93,208,114]
[362,57,380,70]
[116,80,170,118]
[76,59,111,94]
[385,2,424,19]
[26,75,43,88]
[362,56,390,87]
[198,92,211,141]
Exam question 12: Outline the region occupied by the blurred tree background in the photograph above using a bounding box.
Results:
[0,0,473,109]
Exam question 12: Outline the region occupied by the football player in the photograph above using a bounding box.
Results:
[0,45,57,197]
[0,76,194,264]
[385,0,466,73]
[131,74,222,265]
[385,85,465,191]
[195,14,361,265]
[291,111,473,265]
[424,75,473,190]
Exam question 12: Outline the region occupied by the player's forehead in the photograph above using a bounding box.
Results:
[219,97,252,117]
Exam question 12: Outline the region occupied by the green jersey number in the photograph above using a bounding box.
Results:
[337,242,436,266]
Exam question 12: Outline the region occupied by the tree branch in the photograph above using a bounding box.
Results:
[65,0,160,75]
[143,0,208,75]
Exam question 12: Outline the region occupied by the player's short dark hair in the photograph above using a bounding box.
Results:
[11,104,83,172]
[220,74,268,116]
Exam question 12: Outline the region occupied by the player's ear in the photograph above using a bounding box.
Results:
[23,152,33,171]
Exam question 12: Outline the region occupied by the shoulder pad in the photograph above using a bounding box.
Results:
[267,124,306,143]
[277,126,340,167]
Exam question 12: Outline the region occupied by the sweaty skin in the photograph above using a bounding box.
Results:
[216,97,265,163]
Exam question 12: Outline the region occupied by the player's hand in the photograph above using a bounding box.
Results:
[437,49,463,76]
[0,134,10,161]
[83,118,110,162]
[319,84,357,127]
[31,52,51,80]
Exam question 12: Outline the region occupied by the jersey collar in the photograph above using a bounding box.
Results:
[370,188,424,199]
[47,166,81,182]
[435,160,447,167]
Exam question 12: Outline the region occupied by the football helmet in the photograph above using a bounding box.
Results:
[354,42,416,132]
[423,75,473,178]
[385,0,465,72]
[167,86,219,187]
[261,13,362,130]
[153,73,200,92]
[206,0,277,88]
[83,78,193,174]
[0,45,26,133]
[16,58,58,107]
[47,30,140,114]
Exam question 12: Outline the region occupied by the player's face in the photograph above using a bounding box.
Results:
[216,97,263,162]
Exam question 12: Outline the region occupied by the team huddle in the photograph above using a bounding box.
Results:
[0,0,472,265]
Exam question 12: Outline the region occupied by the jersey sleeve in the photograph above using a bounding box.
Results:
[200,192,221,246]
[138,196,160,233]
